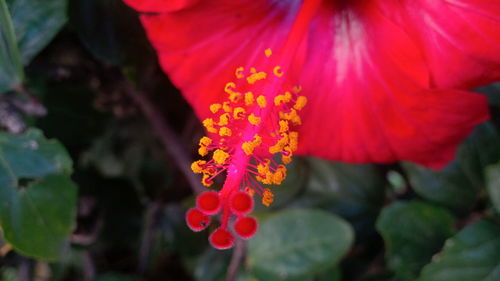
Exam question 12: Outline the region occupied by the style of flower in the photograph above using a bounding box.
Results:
[124,0,500,248]
[186,48,306,248]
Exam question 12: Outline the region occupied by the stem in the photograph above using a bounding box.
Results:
[82,251,96,281]
[138,201,161,273]
[124,87,204,195]
[226,239,246,281]
[18,257,31,281]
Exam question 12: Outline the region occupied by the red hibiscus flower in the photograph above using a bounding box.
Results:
[124,0,500,248]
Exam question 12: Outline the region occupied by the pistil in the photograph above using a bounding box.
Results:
[186,0,322,249]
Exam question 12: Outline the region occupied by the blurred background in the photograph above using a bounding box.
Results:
[0,0,499,281]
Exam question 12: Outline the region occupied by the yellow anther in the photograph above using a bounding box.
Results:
[242,142,255,156]
[202,174,214,187]
[269,134,289,154]
[273,66,284,77]
[283,91,292,102]
[219,127,232,137]
[218,113,230,126]
[291,114,301,125]
[274,93,292,106]
[274,95,282,106]
[265,48,272,58]
[292,85,302,93]
[257,160,270,175]
[269,145,280,154]
[244,92,254,106]
[256,95,267,108]
[203,118,214,127]
[198,146,208,156]
[294,96,308,111]
[265,171,274,184]
[199,136,212,147]
[233,107,246,119]
[247,71,267,84]
[242,134,262,155]
[289,132,298,151]
[262,189,274,207]
[213,149,230,165]
[253,134,262,146]
[235,67,244,79]
[225,82,236,94]
[273,165,287,185]
[282,154,292,164]
[281,109,301,125]
[257,173,273,185]
[210,103,221,114]
[191,160,206,173]
[229,91,241,103]
[222,102,232,113]
[248,113,261,125]
[279,120,289,133]
[203,118,217,133]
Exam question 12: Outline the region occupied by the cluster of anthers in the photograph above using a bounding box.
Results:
[186,48,307,249]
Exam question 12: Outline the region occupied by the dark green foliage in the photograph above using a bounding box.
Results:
[403,122,500,211]
[0,129,76,260]
[7,0,67,64]
[376,201,455,280]
[248,209,353,281]
[0,0,23,92]
[486,163,500,214]
[418,220,500,281]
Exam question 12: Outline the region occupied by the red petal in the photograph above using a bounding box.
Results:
[234,216,258,239]
[296,3,490,168]
[209,228,234,250]
[138,1,491,168]
[377,0,500,89]
[123,0,199,13]
[196,191,221,215]
[139,0,298,118]
[186,208,210,232]
[229,191,254,215]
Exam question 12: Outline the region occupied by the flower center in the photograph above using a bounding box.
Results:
[187,48,307,249]
[186,0,322,249]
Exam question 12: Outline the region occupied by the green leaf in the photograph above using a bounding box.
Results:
[475,83,500,108]
[0,128,76,260]
[418,220,500,281]
[6,0,67,64]
[0,0,23,93]
[313,266,341,281]
[291,158,385,234]
[376,201,455,280]
[248,209,354,281]
[486,162,500,213]
[403,122,500,210]
[0,129,72,178]
[0,175,76,260]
